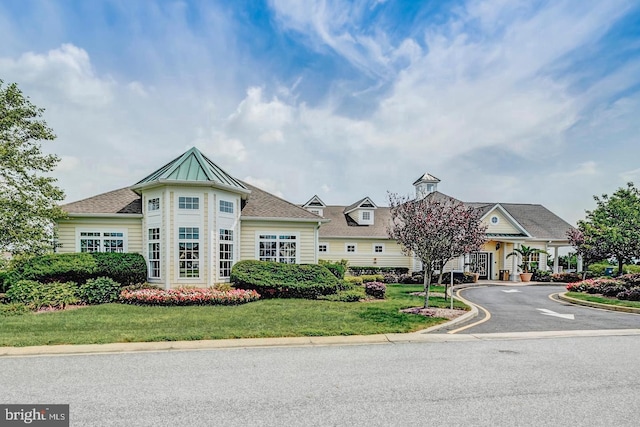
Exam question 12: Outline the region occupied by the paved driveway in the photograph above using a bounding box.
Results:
[434,284,640,334]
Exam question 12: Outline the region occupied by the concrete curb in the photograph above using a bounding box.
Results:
[558,292,640,314]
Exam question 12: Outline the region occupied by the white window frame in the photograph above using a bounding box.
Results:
[374,244,384,254]
[219,200,234,214]
[77,229,128,253]
[219,228,234,278]
[490,215,500,225]
[178,196,200,210]
[148,197,160,212]
[345,243,357,253]
[362,211,371,221]
[148,228,161,279]
[256,232,299,264]
[178,226,200,279]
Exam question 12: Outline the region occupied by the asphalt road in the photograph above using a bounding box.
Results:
[436,284,640,334]
[2,336,640,426]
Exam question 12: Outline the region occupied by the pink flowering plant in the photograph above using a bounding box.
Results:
[119,287,260,306]
[364,281,386,299]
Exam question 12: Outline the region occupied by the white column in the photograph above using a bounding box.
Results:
[577,254,583,272]
[553,247,559,274]
[511,242,520,282]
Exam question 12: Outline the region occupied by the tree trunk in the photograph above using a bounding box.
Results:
[618,258,624,277]
[423,270,432,308]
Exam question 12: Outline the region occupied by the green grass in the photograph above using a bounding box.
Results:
[566,292,640,309]
[0,285,467,347]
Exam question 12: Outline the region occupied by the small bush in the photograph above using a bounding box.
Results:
[552,272,582,283]
[364,281,386,299]
[120,287,260,306]
[122,283,163,292]
[361,274,384,283]
[532,270,552,282]
[6,280,79,309]
[619,273,640,286]
[318,261,346,279]
[0,270,10,293]
[0,302,30,317]
[348,266,409,276]
[91,252,147,285]
[617,288,640,301]
[344,276,364,285]
[78,277,122,304]
[211,283,233,292]
[231,260,339,299]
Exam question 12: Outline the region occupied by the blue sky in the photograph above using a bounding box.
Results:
[1,0,640,225]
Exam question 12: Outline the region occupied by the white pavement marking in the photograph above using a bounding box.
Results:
[537,308,575,320]
[502,289,521,293]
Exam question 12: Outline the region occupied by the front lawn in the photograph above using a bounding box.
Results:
[565,291,640,309]
[0,285,467,347]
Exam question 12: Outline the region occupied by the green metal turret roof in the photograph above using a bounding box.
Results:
[133,147,249,193]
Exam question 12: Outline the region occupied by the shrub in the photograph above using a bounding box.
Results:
[231,260,339,299]
[532,270,552,282]
[364,281,386,299]
[120,287,260,306]
[348,266,409,276]
[78,277,122,304]
[211,283,233,292]
[91,253,147,285]
[566,278,625,293]
[552,272,582,283]
[0,270,10,293]
[318,261,346,279]
[0,302,30,317]
[619,273,640,286]
[122,283,163,292]
[344,276,364,285]
[10,252,147,286]
[617,288,640,301]
[6,280,79,309]
[361,274,384,283]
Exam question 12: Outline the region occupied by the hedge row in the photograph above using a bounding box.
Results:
[8,253,147,287]
[231,260,339,299]
[120,287,260,306]
[348,266,409,276]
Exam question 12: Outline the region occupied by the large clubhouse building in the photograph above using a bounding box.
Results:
[57,148,574,288]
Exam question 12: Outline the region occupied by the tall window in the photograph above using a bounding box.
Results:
[178,196,199,210]
[178,227,199,278]
[148,198,160,212]
[219,200,234,214]
[80,231,125,253]
[259,234,297,264]
[219,229,234,277]
[148,228,161,279]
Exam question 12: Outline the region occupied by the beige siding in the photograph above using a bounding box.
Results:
[56,217,143,254]
[319,238,411,269]
[240,220,317,264]
[484,210,522,234]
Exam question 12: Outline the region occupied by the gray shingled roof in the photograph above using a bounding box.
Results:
[319,206,392,238]
[240,182,323,220]
[318,193,573,241]
[61,183,322,222]
[61,187,142,214]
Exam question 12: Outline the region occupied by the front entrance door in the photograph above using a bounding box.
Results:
[470,252,490,279]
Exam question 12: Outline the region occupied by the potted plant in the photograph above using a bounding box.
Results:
[506,245,548,282]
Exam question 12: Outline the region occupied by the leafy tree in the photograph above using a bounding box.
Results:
[506,245,548,274]
[387,193,487,308]
[0,80,65,254]
[571,183,640,276]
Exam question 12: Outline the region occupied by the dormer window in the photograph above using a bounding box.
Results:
[362,211,371,221]
[302,195,326,217]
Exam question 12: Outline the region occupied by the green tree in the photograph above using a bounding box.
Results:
[574,183,640,276]
[0,80,66,254]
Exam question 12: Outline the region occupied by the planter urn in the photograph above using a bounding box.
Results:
[519,272,533,282]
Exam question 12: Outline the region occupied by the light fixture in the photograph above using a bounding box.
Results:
[495,242,501,250]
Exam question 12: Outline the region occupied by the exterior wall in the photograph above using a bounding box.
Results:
[240,220,318,264]
[56,217,143,254]
[318,238,411,269]
[484,210,522,235]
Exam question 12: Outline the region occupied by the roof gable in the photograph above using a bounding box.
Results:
[413,172,440,185]
[481,204,530,237]
[302,195,327,208]
[134,147,248,194]
[344,197,378,214]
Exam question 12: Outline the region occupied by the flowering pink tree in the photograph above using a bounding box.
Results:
[566,228,605,279]
[387,193,487,308]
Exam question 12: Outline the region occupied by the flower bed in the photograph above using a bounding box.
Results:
[566,278,640,301]
[119,287,260,306]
